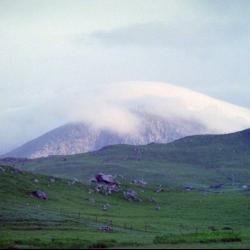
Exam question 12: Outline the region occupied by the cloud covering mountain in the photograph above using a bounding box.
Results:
[77,81,250,134]
[4,81,250,158]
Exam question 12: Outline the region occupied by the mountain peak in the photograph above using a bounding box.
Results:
[3,82,250,159]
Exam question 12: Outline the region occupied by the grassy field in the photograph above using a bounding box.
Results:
[1,165,250,249]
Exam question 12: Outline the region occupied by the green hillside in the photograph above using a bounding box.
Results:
[1,165,250,249]
[4,129,250,189]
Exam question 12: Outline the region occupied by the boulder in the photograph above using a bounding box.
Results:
[123,189,141,202]
[0,166,5,173]
[242,185,250,190]
[99,225,113,233]
[33,179,39,184]
[92,173,119,196]
[95,183,119,196]
[184,186,194,191]
[149,197,157,204]
[155,185,164,193]
[72,178,79,184]
[49,178,56,183]
[31,191,48,200]
[132,179,147,187]
[155,205,161,211]
[102,204,109,211]
[95,173,115,184]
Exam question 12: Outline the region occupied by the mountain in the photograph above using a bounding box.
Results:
[3,114,207,159]
[3,128,250,188]
[3,81,250,158]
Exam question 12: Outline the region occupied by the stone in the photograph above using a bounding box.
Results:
[95,173,115,184]
[49,178,56,183]
[31,191,48,200]
[132,179,147,187]
[99,225,113,233]
[123,189,141,202]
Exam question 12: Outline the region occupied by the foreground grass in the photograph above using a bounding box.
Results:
[0,165,250,249]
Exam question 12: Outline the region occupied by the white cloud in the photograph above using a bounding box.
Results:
[1,80,250,154]
[87,81,250,134]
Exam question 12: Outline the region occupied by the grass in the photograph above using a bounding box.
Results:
[1,165,250,248]
[154,232,242,244]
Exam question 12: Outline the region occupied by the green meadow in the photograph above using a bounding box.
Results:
[1,165,250,249]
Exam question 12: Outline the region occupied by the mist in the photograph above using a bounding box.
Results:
[2,80,250,155]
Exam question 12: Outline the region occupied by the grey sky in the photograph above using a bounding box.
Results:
[0,0,250,153]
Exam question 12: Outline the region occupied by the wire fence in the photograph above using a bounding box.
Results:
[0,202,156,234]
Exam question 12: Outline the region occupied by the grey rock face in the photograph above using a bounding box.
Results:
[3,112,207,159]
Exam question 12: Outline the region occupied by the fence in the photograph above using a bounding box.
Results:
[0,201,155,233]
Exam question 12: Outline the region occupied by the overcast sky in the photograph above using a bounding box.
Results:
[0,0,250,153]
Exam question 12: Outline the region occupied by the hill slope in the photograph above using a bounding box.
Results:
[3,128,250,189]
